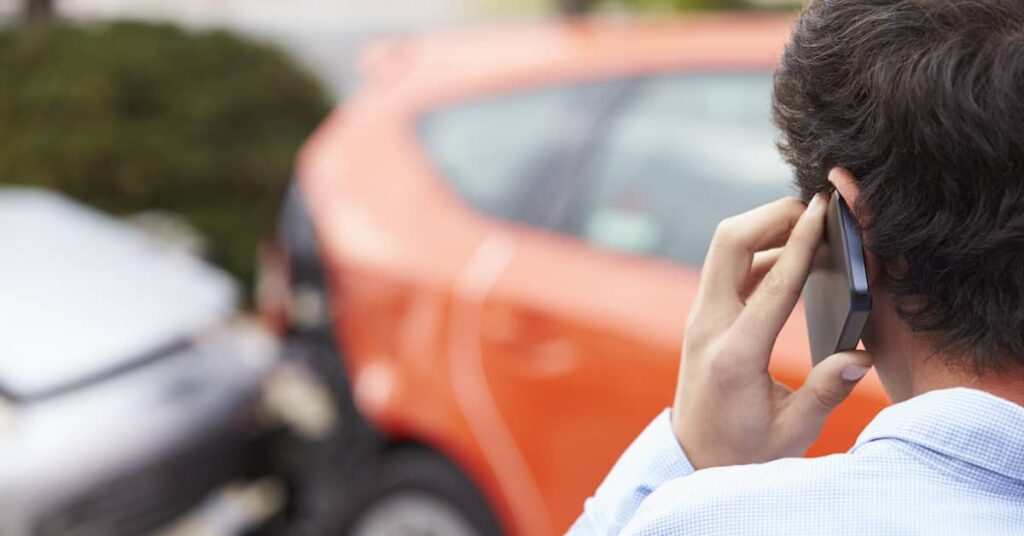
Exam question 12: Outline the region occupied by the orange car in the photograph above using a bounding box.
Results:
[259,15,890,536]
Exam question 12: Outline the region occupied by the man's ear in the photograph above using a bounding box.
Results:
[828,167,860,210]
[828,167,881,283]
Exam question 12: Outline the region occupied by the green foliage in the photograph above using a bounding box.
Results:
[545,0,798,13]
[612,0,753,10]
[0,21,331,291]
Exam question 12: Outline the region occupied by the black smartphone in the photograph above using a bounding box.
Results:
[802,191,871,365]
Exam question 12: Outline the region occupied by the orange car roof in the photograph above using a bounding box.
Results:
[357,14,796,93]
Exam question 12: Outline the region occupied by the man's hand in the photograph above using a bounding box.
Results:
[672,194,873,470]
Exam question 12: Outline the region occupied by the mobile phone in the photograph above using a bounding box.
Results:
[802,191,871,365]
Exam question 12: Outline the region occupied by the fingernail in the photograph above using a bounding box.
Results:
[808,193,827,211]
[841,365,869,382]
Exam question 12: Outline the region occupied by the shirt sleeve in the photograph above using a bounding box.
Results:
[567,409,695,536]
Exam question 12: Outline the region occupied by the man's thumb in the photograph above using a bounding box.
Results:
[791,350,874,425]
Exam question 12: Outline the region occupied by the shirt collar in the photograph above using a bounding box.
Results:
[855,387,1024,482]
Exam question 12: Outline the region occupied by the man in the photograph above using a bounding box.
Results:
[571,0,1024,534]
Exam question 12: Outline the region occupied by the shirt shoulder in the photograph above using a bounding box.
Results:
[607,390,1024,536]
[620,441,934,535]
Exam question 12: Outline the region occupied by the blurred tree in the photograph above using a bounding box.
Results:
[555,0,775,12]
[626,0,750,9]
[0,22,331,294]
[557,0,599,14]
[24,0,54,21]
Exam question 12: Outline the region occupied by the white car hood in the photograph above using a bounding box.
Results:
[0,188,236,399]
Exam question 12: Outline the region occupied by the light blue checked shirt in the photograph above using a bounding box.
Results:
[570,388,1024,535]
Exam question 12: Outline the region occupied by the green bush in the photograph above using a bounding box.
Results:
[0,21,331,292]
[550,0,799,13]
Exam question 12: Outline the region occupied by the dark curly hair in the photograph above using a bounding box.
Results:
[773,0,1024,371]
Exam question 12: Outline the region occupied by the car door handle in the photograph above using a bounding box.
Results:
[482,306,552,346]
[481,307,580,364]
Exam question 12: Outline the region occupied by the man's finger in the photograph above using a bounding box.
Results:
[782,350,874,437]
[741,247,784,299]
[734,193,828,350]
[697,197,808,309]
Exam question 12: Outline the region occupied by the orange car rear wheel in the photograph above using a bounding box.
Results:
[335,446,504,536]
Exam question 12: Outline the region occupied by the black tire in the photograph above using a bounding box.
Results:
[335,447,504,536]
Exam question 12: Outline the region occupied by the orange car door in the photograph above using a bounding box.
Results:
[473,230,692,534]
[469,72,798,534]
[419,80,643,535]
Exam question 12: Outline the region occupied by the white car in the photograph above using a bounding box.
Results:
[0,188,329,536]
